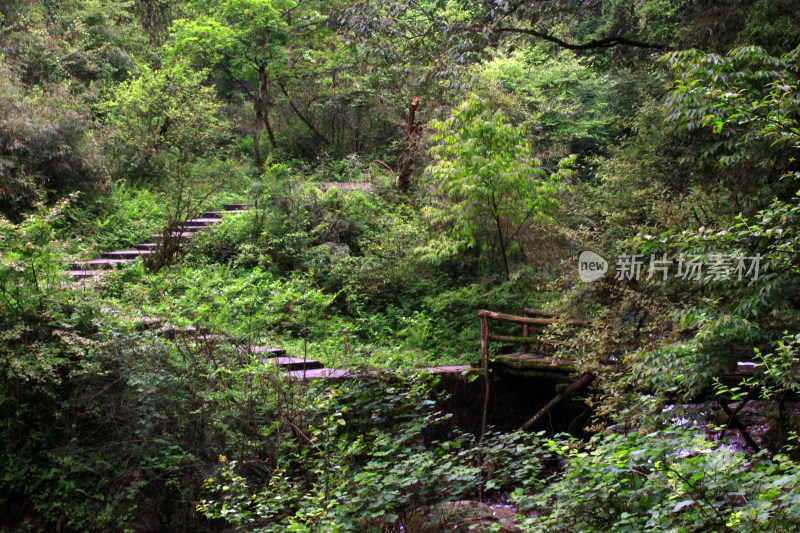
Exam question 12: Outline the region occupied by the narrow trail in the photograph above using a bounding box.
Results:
[70,201,466,379]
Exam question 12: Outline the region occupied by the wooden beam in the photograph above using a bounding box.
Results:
[516,373,594,433]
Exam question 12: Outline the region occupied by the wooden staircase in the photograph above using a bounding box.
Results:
[136,317,324,373]
[73,202,469,380]
[69,204,252,280]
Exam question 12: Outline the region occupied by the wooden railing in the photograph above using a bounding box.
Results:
[478,308,584,357]
[475,309,592,443]
[476,308,586,443]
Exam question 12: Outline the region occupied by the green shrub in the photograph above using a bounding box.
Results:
[519,429,800,532]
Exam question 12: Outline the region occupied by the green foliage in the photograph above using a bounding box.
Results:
[198,374,546,531]
[479,45,621,152]
[8,0,800,530]
[425,93,574,278]
[752,333,800,398]
[54,180,166,252]
[129,264,336,340]
[0,64,108,215]
[519,429,800,532]
[663,44,800,174]
[169,0,330,164]
[0,196,81,363]
[103,59,230,180]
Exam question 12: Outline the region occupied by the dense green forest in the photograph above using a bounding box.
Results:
[2,0,800,530]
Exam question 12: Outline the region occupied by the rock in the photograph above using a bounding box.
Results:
[406,500,521,533]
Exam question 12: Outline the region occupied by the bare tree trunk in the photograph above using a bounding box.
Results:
[256,70,277,155]
[278,82,330,144]
[398,97,420,192]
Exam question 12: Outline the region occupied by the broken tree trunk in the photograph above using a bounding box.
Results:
[516,372,594,433]
[398,97,421,192]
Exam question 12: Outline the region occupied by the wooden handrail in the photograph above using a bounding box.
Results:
[524,308,563,318]
[477,309,584,327]
[478,310,592,438]
[489,334,557,344]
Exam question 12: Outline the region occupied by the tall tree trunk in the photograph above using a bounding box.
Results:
[263,111,277,149]
[256,69,277,153]
[490,195,510,279]
[398,97,420,192]
[254,110,263,173]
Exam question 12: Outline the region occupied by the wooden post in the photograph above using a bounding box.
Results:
[522,309,530,354]
[479,313,490,445]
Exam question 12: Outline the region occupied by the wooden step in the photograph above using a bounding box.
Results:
[194,334,229,342]
[267,357,323,371]
[320,182,373,192]
[101,250,154,260]
[285,365,472,381]
[135,317,162,330]
[223,203,252,210]
[177,225,206,233]
[135,243,161,250]
[202,210,247,218]
[70,270,101,280]
[70,258,133,270]
[286,368,352,379]
[182,218,221,227]
[150,232,196,241]
[158,325,209,339]
[237,345,286,357]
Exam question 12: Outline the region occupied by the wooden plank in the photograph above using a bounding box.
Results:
[101,250,154,259]
[268,357,323,371]
[286,368,352,380]
[70,270,100,280]
[286,365,473,380]
[70,258,133,270]
[421,365,473,374]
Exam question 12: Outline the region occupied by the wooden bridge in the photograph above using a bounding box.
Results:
[476,307,774,448]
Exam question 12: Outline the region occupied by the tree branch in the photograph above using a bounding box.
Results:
[277,82,331,144]
[494,27,666,51]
